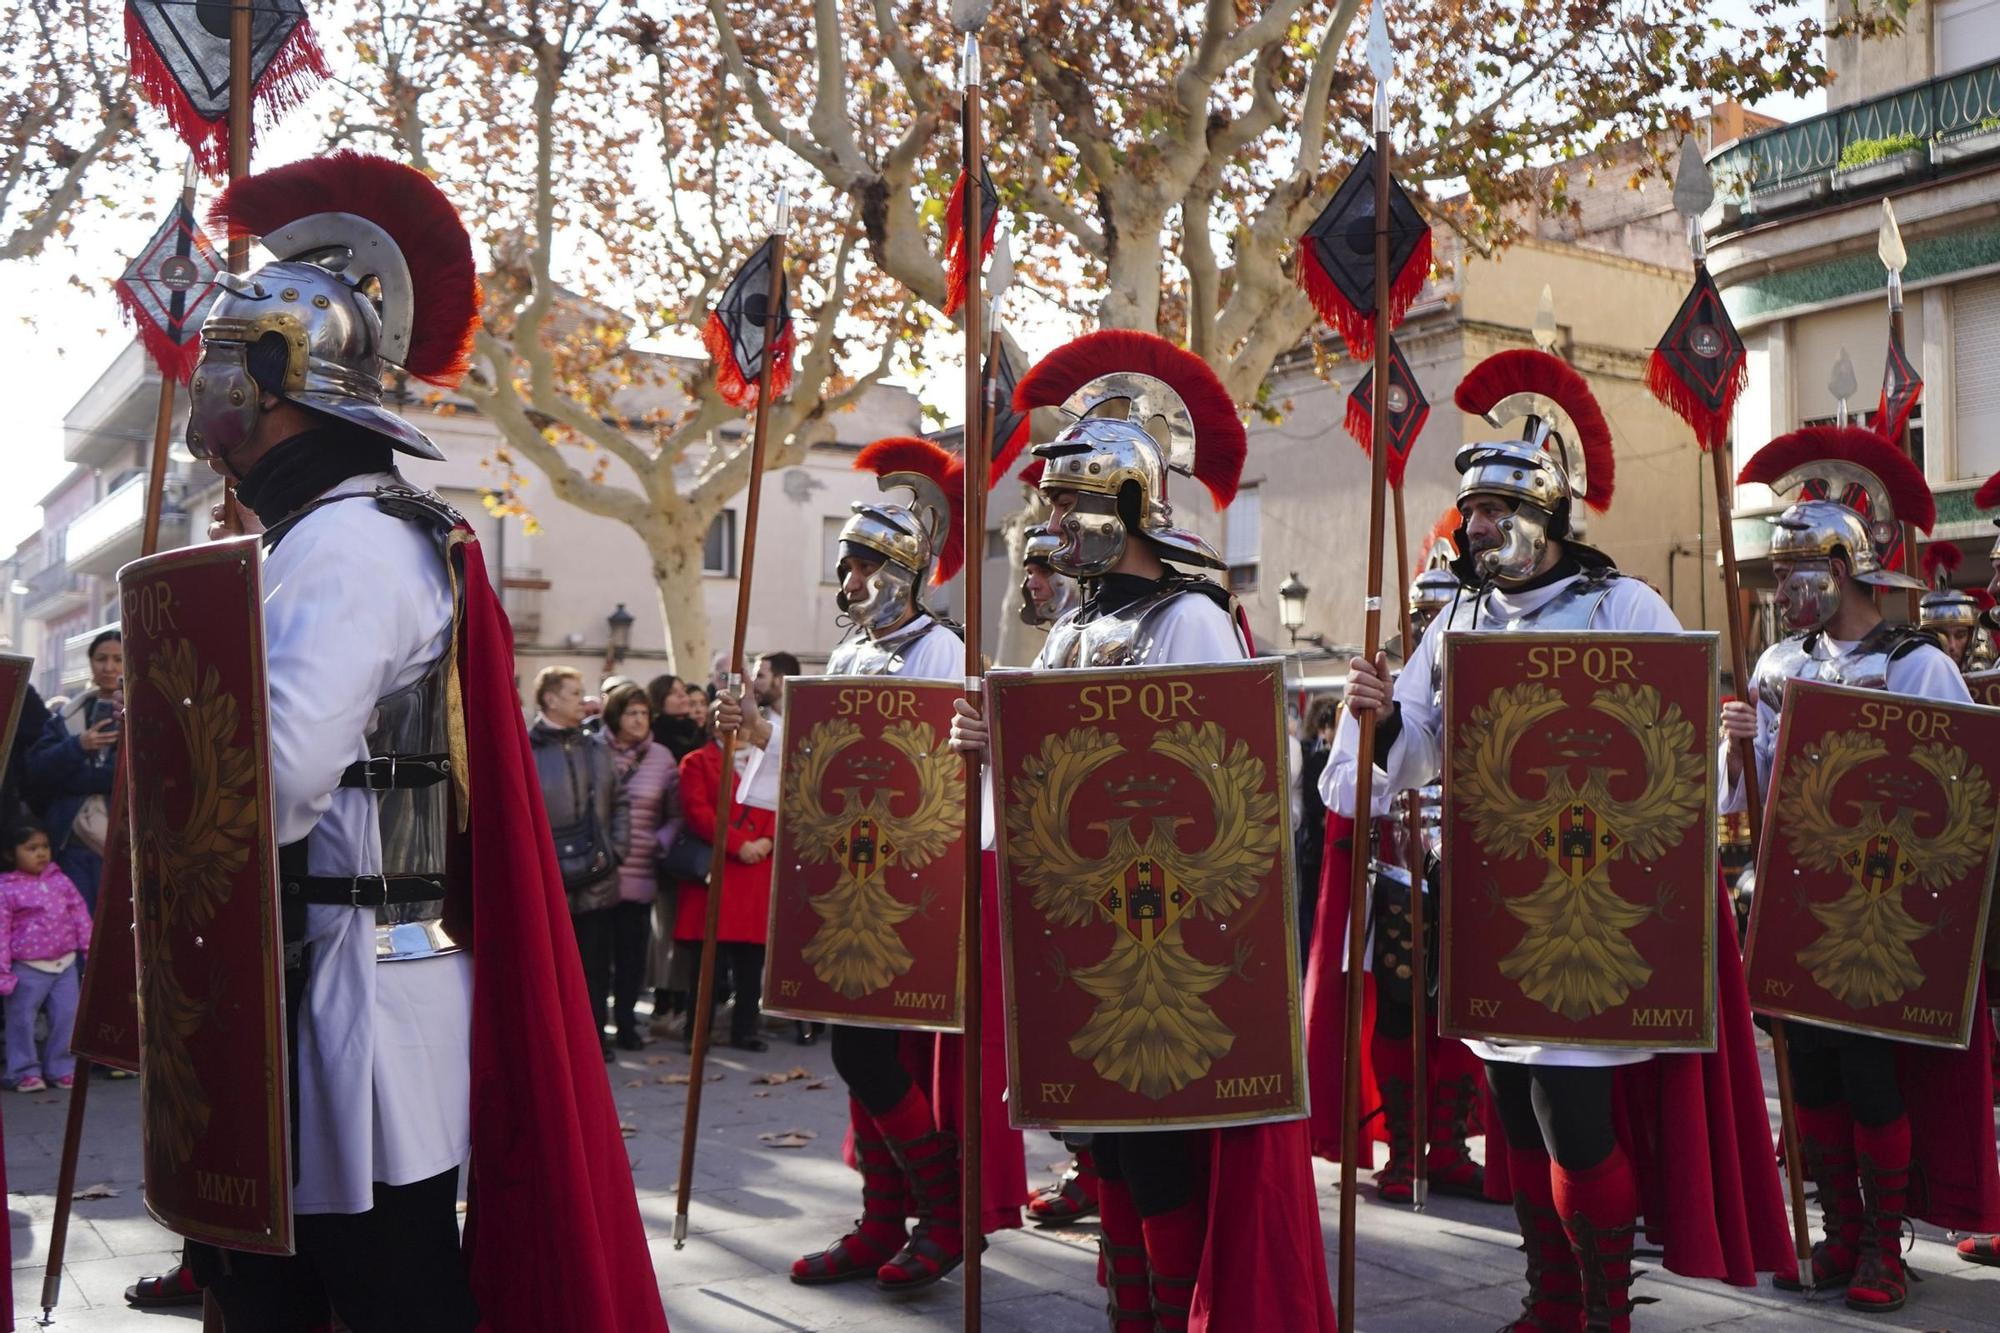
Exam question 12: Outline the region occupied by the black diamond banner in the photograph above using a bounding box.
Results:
[1297,148,1432,359]
[701,236,794,408]
[1343,337,1429,488]
[113,198,223,382]
[125,0,328,176]
[1647,264,1746,452]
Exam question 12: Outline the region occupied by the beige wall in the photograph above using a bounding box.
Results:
[1826,0,1934,106]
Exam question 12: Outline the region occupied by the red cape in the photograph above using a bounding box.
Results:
[448,537,668,1333]
[1892,971,2000,1232]
[1188,1119,1338,1333]
[1303,813,1490,1164]
[1481,876,1797,1287]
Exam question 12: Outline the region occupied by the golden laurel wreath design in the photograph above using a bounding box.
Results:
[1006,720,1279,1101]
[1452,681,1704,1022]
[1777,729,1992,1009]
[782,717,963,998]
[132,638,261,1173]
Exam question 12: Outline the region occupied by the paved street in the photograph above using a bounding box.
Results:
[9,1025,2000,1332]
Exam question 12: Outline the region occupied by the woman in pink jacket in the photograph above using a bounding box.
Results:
[1,819,94,1090]
[604,684,677,1051]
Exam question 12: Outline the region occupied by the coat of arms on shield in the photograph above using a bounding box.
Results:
[762,678,968,1031]
[988,660,1305,1130]
[1441,633,1719,1050]
[120,539,292,1254]
[1744,679,2000,1049]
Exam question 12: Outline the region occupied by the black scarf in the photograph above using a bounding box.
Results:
[1078,573,1164,624]
[236,427,395,528]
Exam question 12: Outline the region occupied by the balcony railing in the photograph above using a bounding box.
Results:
[22,562,89,620]
[64,475,187,579]
[1709,57,2000,230]
[503,567,549,641]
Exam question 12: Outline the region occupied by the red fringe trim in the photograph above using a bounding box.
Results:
[114,285,203,383]
[126,8,329,178]
[1297,229,1432,361]
[1646,349,1744,454]
[703,309,793,409]
[942,172,997,319]
[1343,393,1371,455]
[987,415,1032,489]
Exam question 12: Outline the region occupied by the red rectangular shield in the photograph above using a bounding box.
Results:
[1966,668,2000,711]
[762,677,968,1031]
[1441,632,1720,1051]
[71,762,141,1072]
[989,660,1306,1130]
[1743,678,2000,1049]
[120,539,293,1254]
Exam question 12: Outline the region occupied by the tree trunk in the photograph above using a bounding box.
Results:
[649,533,710,682]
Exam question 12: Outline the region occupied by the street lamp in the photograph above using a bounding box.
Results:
[605,603,635,667]
[1277,572,1310,645]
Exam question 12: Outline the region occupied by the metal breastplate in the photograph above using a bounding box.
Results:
[1754,622,1914,712]
[1040,582,1198,668]
[365,655,458,961]
[827,617,935,676]
[1430,571,1621,710]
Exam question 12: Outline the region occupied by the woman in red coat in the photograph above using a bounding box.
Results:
[673,738,774,1051]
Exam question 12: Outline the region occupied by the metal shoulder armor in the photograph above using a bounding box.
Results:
[826,617,939,676]
[1039,580,1215,669]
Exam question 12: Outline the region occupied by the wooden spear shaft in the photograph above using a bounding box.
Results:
[1708,442,1811,1270]
[674,229,789,1248]
[1337,119,1396,1332]
[1391,483,1429,1210]
[958,40,987,1327]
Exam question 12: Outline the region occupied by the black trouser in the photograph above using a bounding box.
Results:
[571,906,615,1039]
[189,1169,478,1332]
[681,940,766,1042]
[1093,1131,1199,1218]
[1485,1062,1618,1171]
[1785,1025,1904,1126]
[609,900,652,1035]
[831,1022,914,1115]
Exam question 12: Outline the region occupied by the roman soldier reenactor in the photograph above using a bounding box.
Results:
[1304,528,1492,1207]
[717,437,1028,1292]
[1919,542,1989,671]
[950,330,1337,1333]
[179,152,664,1331]
[1720,428,2000,1312]
[1331,349,1796,1332]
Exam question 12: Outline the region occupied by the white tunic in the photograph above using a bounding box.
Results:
[1324,570,1683,1068]
[1720,635,1971,814]
[264,472,474,1214]
[886,616,965,681]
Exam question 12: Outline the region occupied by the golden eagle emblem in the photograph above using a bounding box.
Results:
[132,638,261,1172]
[781,717,963,998]
[1451,682,1704,1022]
[1005,721,1279,1100]
[1774,729,1991,1009]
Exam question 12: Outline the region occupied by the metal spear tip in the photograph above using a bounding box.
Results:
[959,31,982,86]
[1366,0,1393,89]
[984,230,1015,319]
[951,0,993,35]
[1532,285,1559,353]
[772,186,792,236]
[1671,136,1714,221]
[1877,198,1906,273]
[1829,348,1858,403]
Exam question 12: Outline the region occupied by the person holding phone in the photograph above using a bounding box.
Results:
[26,629,122,912]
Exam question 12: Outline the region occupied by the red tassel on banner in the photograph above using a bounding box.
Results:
[702,309,795,410]
[942,170,998,319]
[1296,227,1432,362]
[1342,394,1372,457]
[114,285,203,383]
[1645,348,1745,453]
[124,6,329,178]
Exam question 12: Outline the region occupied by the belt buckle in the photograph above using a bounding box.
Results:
[359,755,398,790]
[349,874,389,907]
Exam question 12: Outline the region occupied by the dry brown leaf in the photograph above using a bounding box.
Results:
[752,1090,771,1098]
[623,1079,646,1088]
[72,1183,119,1200]
[804,1080,827,1090]
[758,1128,817,1149]
[753,1066,813,1086]
[663,1072,692,1085]
[619,1122,639,1138]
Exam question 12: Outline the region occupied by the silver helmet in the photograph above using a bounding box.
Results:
[837,438,963,636]
[1450,349,1615,585]
[1738,426,1934,631]
[1013,331,1247,578]
[1918,545,1983,650]
[1019,524,1081,628]
[190,153,479,468]
[1408,568,1460,640]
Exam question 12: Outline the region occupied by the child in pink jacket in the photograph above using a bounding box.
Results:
[2,819,94,1091]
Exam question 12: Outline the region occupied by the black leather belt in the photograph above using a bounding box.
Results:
[281,873,448,908]
[339,753,451,790]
